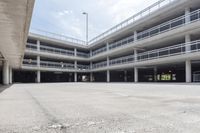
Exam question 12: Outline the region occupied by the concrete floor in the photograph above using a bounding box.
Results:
[0,83,200,133]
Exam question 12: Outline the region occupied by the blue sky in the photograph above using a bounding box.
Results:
[30,0,158,41]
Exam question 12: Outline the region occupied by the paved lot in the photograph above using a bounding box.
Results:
[0,83,200,133]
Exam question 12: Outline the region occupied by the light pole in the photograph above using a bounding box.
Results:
[82,12,88,44]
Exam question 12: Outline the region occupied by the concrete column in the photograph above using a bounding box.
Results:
[154,67,157,82]
[134,67,138,83]
[74,48,77,56]
[134,49,138,62]
[106,42,109,51]
[74,72,77,82]
[90,72,93,82]
[74,60,77,69]
[124,71,127,82]
[134,31,137,42]
[107,70,110,82]
[107,56,109,67]
[185,34,191,52]
[90,62,92,69]
[186,60,192,83]
[9,67,12,84]
[37,40,40,51]
[37,56,40,67]
[90,50,92,57]
[3,60,9,85]
[36,70,41,83]
[185,7,190,24]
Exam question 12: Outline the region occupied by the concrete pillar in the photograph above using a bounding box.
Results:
[134,67,138,83]
[74,72,77,82]
[107,70,110,82]
[9,67,12,84]
[37,56,40,67]
[37,40,40,51]
[107,56,109,67]
[74,60,77,69]
[185,34,191,52]
[90,50,92,57]
[134,49,138,62]
[186,60,192,83]
[3,60,9,85]
[185,7,190,24]
[106,42,109,51]
[134,31,137,42]
[36,70,41,83]
[90,72,93,82]
[74,48,77,56]
[124,71,127,82]
[154,67,157,82]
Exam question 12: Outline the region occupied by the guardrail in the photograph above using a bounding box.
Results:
[26,43,37,51]
[92,61,107,69]
[110,55,135,66]
[30,29,86,45]
[92,46,107,56]
[23,59,37,67]
[40,61,75,69]
[77,64,90,70]
[40,45,74,56]
[89,0,178,44]
[77,51,90,58]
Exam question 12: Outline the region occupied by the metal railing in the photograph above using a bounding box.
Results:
[137,9,200,40]
[30,29,86,45]
[77,64,90,70]
[89,0,177,44]
[40,61,75,69]
[92,46,107,56]
[40,45,74,56]
[23,59,37,67]
[137,40,200,61]
[26,43,37,51]
[109,35,135,50]
[92,61,107,69]
[77,51,90,58]
[110,55,135,66]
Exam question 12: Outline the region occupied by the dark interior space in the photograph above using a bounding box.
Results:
[13,70,36,83]
[41,72,74,83]
[93,72,107,82]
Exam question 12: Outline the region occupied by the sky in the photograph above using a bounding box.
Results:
[30,0,159,41]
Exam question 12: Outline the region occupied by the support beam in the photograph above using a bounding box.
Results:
[107,56,109,67]
[134,67,138,83]
[185,7,190,24]
[37,40,40,51]
[154,67,157,82]
[124,71,127,82]
[90,72,93,82]
[185,60,192,83]
[106,42,109,51]
[107,70,110,82]
[74,72,77,82]
[3,60,9,85]
[134,31,137,42]
[9,67,12,84]
[36,70,41,83]
[185,34,191,52]
[74,48,77,56]
[134,49,138,62]
[37,56,40,67]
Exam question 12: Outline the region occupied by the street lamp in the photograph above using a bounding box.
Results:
[82,12,88,44]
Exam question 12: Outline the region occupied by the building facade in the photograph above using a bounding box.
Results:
[12,0,200,83]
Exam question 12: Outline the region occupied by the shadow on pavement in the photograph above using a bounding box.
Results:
[0,85,12,94]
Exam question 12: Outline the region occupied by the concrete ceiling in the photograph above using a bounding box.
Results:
[0,0,35,68]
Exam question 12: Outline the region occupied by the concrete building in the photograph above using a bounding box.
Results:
[8,0,200,83]
[0,0,35,85]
